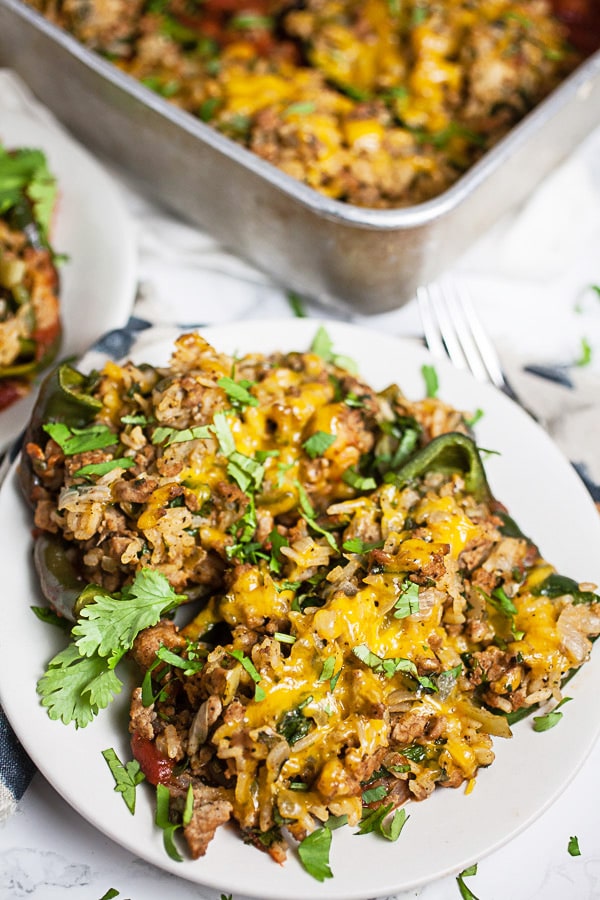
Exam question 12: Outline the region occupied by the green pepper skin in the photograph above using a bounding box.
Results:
[19,361,104,621]
[19,361,102,502]
[33,533,85,622]
[383,431,492,502]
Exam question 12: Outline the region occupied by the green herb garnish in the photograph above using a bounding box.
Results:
[102,748,145,814]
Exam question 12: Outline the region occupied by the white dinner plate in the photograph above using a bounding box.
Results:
[1,319,600,900]
[0,111,137,453]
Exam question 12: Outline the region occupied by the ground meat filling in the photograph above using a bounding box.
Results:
[22,331,600,864]
[25,0,586,208]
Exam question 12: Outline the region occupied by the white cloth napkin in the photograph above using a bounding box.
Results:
[1,67,599,825]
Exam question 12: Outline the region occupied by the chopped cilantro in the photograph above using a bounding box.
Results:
[303,431,336,459]
[533,696,572,732]
[457,864,480,900]
[75,458,135,478]
[297,815,347,881]
[228,649,265,701]
[465,408,484,428]
[212,411,236,456]
[218,375,258,409]
[274,631,296,644]
[120,414,149,425]
[342,468,377,491]
[287,290,307,316]
[352,644,436,689]
[152,424,212,445]
[155,783,185,861]
[356,802,408,841]
[43,422,118,455]
[296,481,338,551]
[362,785,388,804]
[37,570,186,728]
[310,326,358,373]
[102,747,145,814]
[343,537,383,554]
[576,336,592,367]
[0,144,57,244]
[421,363,439,397]
[393,580,420,618]
[278,696,313,744]
[156,644,205,675]
[568,835,581,856]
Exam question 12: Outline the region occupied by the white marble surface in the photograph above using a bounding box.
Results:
[2,737,600,900]
[1,70,600,900]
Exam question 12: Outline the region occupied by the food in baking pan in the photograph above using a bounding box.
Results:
[24,0,583,208]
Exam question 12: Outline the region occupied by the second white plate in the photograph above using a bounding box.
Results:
[0,110,137,452]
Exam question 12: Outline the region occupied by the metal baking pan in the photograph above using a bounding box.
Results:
[1,0,600,315]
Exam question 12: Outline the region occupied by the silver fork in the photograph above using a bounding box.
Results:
[417,277,539,420]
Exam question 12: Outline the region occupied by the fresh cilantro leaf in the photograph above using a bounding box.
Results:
[309,326,358,373]
[72,569,184,659]
[152,424,212,445]
[37,644,122,728]
[356,801,393,834]
[421,364,439,398]
[267,528,289,573]
[456,864,480,900]
[278,697,313,744]
[155,783,183,862]
[342,537,383,554]
[75,458,135,478]
[0,145,57,242]
[98,891,121,900]
[298,823,333,881]
[575,337,592,367]
[393,580,420,618]
[533,696,572,732]
[288,290,307,316]
[303,431,336,459]
[121,414,149,425]
[43,422,118,455]
[156,644,205,675]
[38,571,185,728]
[477,585,523,640]
[274,631,296,644]
[465,408,484,428]
[344,391,366,408]
[296,482,338,550]
[310,326,334,360]
[227,450,265,493]
[318,656,336,683]
[228,649,265,701]
[342,468,377,491]
[182,783,195,827]
[362,785,388,804]
[353,644,415,679]
[381,807,409,841]
[102,747,145,814]
[568,835,581,856]
[218,375,258,409]
[211,411,237,456]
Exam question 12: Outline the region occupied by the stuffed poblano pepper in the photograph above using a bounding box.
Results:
[0,143,61,411]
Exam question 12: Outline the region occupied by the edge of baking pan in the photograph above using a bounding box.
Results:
[2,0,600,233]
